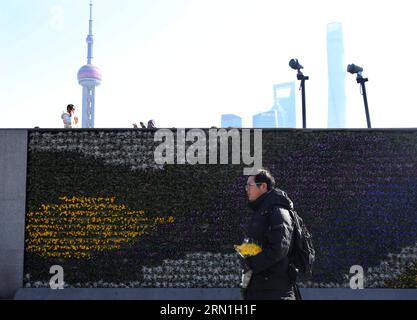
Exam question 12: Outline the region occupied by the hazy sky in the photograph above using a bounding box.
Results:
[1,0,416,129]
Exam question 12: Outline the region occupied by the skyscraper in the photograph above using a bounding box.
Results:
[78,1,102,128]
[327,22,347,128]
[272,82,296,128]
[253,110,278,128]
[221,114,242,128]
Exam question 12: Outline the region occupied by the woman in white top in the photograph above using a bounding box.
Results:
[61,104,78,128]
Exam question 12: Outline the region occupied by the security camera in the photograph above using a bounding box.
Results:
[347,64,363,74]
[289,59,304,71]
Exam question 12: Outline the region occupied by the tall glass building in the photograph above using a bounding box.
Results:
[253,110,278,128]
[221,114,242,128]
[272,82,296,128]
[327,22,347,128]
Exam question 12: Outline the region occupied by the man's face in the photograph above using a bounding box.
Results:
[246,176,267,202]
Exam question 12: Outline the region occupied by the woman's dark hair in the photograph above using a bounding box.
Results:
[253,168,276,191]
[67,104,74,112]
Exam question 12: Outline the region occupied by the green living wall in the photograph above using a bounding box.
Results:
[24,129,417,288]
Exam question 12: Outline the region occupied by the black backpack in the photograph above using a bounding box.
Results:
[286,209,315,275]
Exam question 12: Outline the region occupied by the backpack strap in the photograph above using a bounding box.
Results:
[265,206,300,289]
[264,205,296,229]
[264,206,297,252]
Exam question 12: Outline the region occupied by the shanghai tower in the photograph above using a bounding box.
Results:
[327,22,347,128]
[77,0,102,128]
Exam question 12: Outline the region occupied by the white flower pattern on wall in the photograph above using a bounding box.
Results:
[29,131,164,171]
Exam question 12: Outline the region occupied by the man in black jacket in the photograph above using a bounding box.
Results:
[243,169,295,300]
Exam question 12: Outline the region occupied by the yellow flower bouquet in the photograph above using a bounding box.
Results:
[234,238,262,290]
[234,239,262,258]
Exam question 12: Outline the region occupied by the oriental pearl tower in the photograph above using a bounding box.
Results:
[78,0,102,128]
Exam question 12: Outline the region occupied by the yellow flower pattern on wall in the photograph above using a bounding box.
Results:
[25,196,175,259]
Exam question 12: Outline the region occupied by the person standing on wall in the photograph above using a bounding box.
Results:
[147,119,156,129]
[61,104,78,128]
[132,120,155,129]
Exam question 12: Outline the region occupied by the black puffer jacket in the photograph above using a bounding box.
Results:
[245,188,295,299]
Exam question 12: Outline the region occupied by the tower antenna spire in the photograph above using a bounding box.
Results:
[87,0,94,64]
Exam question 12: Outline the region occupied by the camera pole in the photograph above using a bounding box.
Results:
[297,71,309,129]
[347,64,371,129]
[356,74,371,129]
[290,59,309,129]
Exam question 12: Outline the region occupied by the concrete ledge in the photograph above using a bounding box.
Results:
[299,288,417,300]
[13,288,417,300]
[0,129,28,299]
[14,288,242,300]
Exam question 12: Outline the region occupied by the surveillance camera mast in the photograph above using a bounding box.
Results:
[347,63,371,128]
[289,58,309,129]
